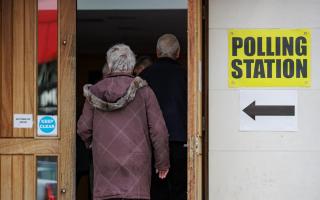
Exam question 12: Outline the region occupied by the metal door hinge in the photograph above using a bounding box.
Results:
[202,5,207,20]
[202,116,206,131]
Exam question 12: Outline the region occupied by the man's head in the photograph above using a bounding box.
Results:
[156,34,180,60]
[102,44,136,75]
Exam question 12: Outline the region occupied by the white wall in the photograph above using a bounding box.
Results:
[208,0,320,199]
[77,0,187,10]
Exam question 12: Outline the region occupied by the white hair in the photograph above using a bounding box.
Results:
[103,44,136,74]
[156,34,180,59]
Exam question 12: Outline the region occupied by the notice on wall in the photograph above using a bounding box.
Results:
[14,114,33,128]
[229,29,311,87]
[240,90,297,131]
[37,115,58,136]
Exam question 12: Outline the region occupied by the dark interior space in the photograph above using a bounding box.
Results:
[76,9,187,200]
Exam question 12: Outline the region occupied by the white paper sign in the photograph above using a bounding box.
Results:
[14,114,33,128]
[240,90,298,132]
[37,115,58,136]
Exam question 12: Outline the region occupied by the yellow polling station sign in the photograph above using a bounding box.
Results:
[228,29,311,87]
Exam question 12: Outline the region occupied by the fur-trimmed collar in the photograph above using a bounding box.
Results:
[83,76,148,111]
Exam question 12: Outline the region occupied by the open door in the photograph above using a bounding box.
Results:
[0,0,75,199]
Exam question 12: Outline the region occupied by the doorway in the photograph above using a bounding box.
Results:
[76,1,189,199]
[0,0,205,199]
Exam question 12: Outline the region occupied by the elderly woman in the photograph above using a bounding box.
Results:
[77,44,170,200]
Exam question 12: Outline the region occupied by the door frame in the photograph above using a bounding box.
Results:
[59,0,76,199]
[70,0,206,199]
[187,0,205,199]
[201,0,209,199]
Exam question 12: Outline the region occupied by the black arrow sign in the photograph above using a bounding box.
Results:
[243,101,295,120]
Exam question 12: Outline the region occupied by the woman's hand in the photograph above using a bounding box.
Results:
[156,169,169,179]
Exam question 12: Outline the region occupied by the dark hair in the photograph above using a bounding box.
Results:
[133,56,153,75]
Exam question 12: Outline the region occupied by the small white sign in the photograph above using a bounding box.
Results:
[14,114,33,128]
[240,90,298,132]
[37,115,58,136]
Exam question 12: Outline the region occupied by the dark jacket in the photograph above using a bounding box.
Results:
[140,57,187,142]
[77,74,170,200]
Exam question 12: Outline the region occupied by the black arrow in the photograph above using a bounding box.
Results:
[243,101,295,120]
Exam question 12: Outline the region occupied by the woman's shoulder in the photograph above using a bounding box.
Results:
[137,84,157,102]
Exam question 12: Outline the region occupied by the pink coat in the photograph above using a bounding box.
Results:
[77,74,170,200]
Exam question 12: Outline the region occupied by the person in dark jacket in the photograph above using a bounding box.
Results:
[77,44,170,200]
[140,34,187,200]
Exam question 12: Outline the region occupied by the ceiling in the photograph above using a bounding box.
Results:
[77,0,187,10]
[77,10,188,58]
